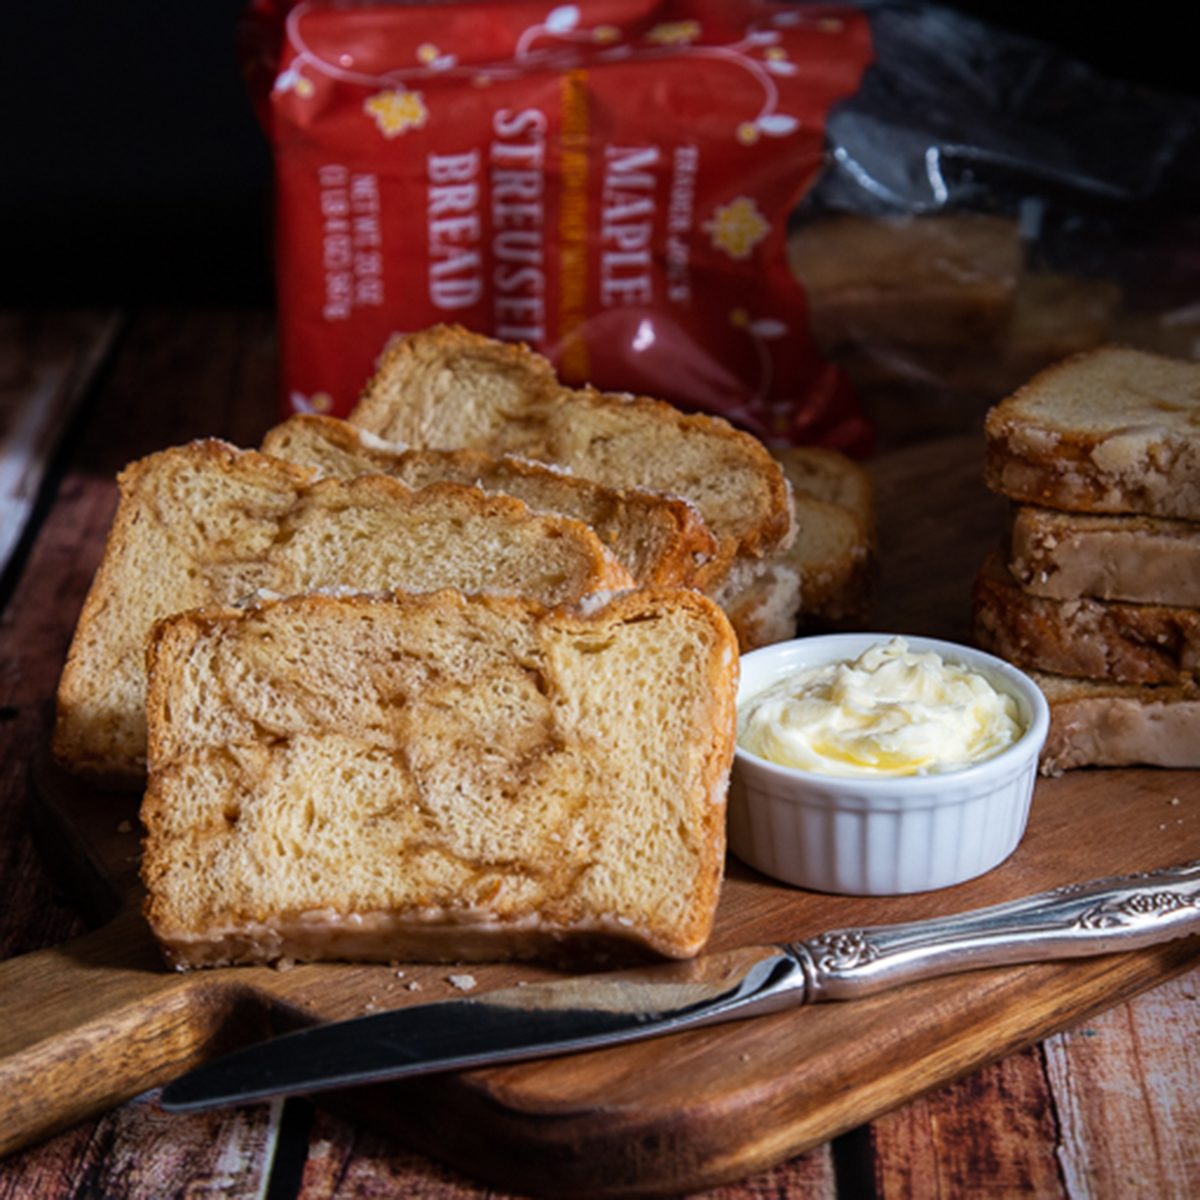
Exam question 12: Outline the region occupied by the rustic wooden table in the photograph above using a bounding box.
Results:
[1,309,1197,1199]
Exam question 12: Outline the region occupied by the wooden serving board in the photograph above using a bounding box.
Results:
[3,435,1198,1198]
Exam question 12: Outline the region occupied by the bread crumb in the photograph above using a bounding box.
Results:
[448,973,477,991]
[116,820,133,834]
[395,969,406,978]
[1169,796,1181,806]
[406,980,422,992]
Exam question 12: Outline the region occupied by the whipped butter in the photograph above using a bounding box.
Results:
[738,638,1023,777]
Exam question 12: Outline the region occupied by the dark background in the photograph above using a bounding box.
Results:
[1,1,1186,307]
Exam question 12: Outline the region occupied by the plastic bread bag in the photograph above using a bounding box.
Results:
[243,2,1200,449]
[242,0,876,449]
[789,2,1200,431]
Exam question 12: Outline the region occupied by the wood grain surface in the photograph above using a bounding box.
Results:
[0,310,1196,1198]
[0,311,122,583]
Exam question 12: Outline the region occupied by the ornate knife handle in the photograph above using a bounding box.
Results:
[789,860,1200,1003]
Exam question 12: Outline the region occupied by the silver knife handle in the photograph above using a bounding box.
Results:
[789,859,1200,1003]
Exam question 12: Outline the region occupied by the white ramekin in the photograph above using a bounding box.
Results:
[728,633,1050,895]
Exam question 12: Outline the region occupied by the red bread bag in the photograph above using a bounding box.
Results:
[245,0,874,449]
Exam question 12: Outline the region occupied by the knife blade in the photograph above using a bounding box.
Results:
[162,859,1200,1112]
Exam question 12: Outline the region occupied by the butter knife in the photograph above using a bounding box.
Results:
[161,860,1200,1112]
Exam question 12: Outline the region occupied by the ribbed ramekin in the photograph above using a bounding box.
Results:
[728,634,1050,895]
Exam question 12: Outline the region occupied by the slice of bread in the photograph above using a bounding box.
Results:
[775,445,875,533]
[984,346,1200,519]
[347,325,793,581]
[716,560,803,653]
[718,447,874,646]
[972,551,1200,686]
[788,214,1021,351]
[825,273,1119,402]
[262,414,716,588]
[141,589,738,968]
[54,439,632,780]
[1010,505,1200,606]
[999,272,1120,379]
[778,446,874,625]
[1033,670,1200,775]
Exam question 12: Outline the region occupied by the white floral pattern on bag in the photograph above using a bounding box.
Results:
[280,3,808,146]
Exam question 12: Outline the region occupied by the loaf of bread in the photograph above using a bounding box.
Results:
[972,551,1200,686]
[54,439,631,780]
[141,589,738,968]
[1010,506,1200,606]
[984,347,1200,519]
[262,414,716,588]
[1035,670,1200,775]
[347,325,793,585]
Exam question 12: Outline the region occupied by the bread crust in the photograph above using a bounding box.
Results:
[776,445,875,531]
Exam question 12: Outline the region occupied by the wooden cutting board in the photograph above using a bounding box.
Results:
[3,435,1198,1197]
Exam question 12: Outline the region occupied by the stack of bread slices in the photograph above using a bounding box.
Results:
[336,324,874,648]
[972,346,1200,774]
[55,325,872,970]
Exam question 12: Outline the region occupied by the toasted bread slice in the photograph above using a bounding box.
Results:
[1010,505,1200,606]
[1033,669,1200,774]
[348,325,793,579]
[984,346,1200,518]
[972,550,1200,686]
[778,446,874,624]
[718,447,874,646]
[141,589,738,968]
[716,559,804,652]
[262,414,716,588]
[54,440,632,780]
[775,445,874,533]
